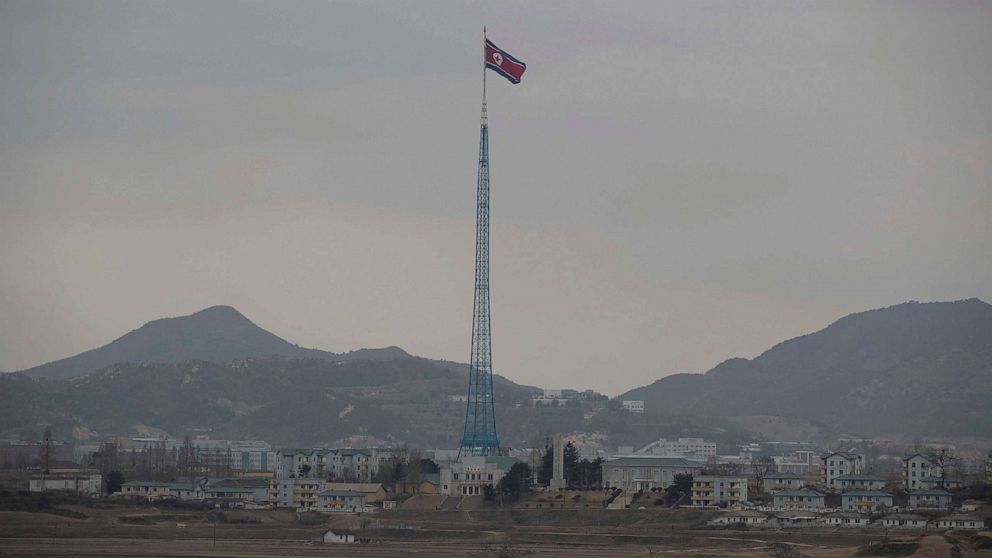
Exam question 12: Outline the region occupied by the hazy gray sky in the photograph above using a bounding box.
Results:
[1,1,990,394]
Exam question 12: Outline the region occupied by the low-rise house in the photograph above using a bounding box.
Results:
[316,490,365,512]
[322,530,355,543]
[822,452,865,489]
[909,489,952,509]
[601,456,704,493]
[168,482,204,500]
[776,511,819,528]
[959,499,982,512]
[762,472,803,493]
[822,512,870,527]
[708,510,768,526]
[880,514,928,529]
[842,490,893,512]
[834,474,885,491]
[323,482,386,504]
[120,480,172,500]
[204,485,253,501]
[933,515,983,530]
[773,488,825,510]
[29,473,102,495]
[690,476,748,507]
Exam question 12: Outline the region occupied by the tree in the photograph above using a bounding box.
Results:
[497,463,532,501]
[298,463,312,477]
[665,473,693,505]
[105,470,125,494]
[563,442,580,487]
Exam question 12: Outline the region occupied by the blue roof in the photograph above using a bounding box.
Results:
[319,490,363,497]
[775,489,824,498]
[842,490,893,497]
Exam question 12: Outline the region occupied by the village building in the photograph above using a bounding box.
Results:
[822,452,865,489]
[933,515,984,530]
[842,490,893,512]
[637,437,717,459]
[909,489,952,509]
[901,453,962,490]
[440,456,517,496]
[822,512,870,527]
[775,511,819,528]
[316,490,366,512]
[708,510,768,526]
[29,472,102,495]
[322,483,387,504]
[773,488,825,510]
[690,475,748,507]
[761,472,803,493]
[119,480,173,500]
[601,457,704,493]
[834,473,886,491]
[880,514,928,529]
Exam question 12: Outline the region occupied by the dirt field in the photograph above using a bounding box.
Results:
[0,504,988,557]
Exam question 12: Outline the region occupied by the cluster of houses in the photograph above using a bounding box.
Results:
[709,509,984,530]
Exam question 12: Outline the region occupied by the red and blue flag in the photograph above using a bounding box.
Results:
[485,38,526,84]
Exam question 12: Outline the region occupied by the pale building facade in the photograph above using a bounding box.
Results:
[822,452,865,489]
[690,475,748,507]
[602,457,704,492]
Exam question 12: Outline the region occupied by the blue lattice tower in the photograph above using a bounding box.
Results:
[459,67,500,458]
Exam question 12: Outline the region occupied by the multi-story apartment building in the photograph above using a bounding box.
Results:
[834,474,885,491]
[774,450,818,475]
[690,475,748,507]
[822,452,865,489]
[903,453,944,490]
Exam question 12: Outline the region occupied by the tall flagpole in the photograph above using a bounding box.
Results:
[459,25,499,457]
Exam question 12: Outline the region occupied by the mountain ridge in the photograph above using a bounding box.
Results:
[620,298,992,437]
[19,305,411,380]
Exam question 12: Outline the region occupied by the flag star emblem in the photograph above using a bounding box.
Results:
[492,52,503,66]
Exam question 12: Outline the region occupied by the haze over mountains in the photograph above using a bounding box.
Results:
[3,299,990,447]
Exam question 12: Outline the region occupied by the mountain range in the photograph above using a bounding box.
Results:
[620,298,992,437]
[2,298,990,447]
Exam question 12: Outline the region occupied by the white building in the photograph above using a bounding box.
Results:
[880,514,928,529]
[637,437,716,459]
[708,510,767,526]
[773,489,825,510]
[439,456,517,496]
[822,512,870,527]
[902,453,961,490]
[909,489,952,509]
[29,473,102,495]
[842,490,893,512]
[834,474,885,491]
[933,515,984,530]
[690,475,748,507]
[774,450,819,475]
[822,452,864,489]
[621,400,645,413]
[602,457,703,493]
[762,472,803,493]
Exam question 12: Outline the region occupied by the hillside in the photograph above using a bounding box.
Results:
[620,299,992,437]
[0,356,750,449]
[19,306,408,380]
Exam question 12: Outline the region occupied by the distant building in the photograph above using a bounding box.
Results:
[448,395,468,403]
[822,452,865,489]
[762,472,803,493]
[637,437,716,459]
[120,480,172,500]
[773,450,819,475]
[879,514,928,529]
[933,515,984,530]
[902,453,962,490]
[909,489,952,509]
[29,472,102,495]
[773,488,825,510]
[602,457,703,493]
[841,490,893,512]
[439,456,517,496]
[822,512,870,527]
[708,510,768,526]
[833,474,885,491]
[317,490,365,512]
[621,400,645,413]
[690,475,748,507]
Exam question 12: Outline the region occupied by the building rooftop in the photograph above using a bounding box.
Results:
[764,472,801,479]
[318,490,363,498]
[910,489,952,497]
[834,474,884,481]
[604,457,703,468]
[775,489,824,498]
[842,490,893,497]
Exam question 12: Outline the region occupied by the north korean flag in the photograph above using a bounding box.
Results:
[485,38,526,84]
